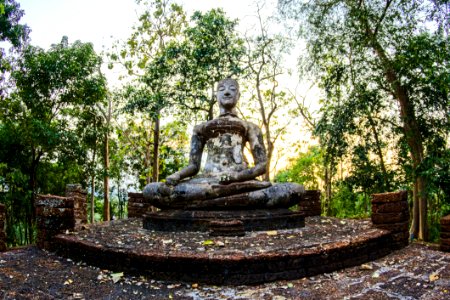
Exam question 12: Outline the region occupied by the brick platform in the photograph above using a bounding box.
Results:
[371,191,409,249]
[53,217,397,285]
[128,192,155,218]
[441,214,450,252]
[0,204,6,252]
[300,190,321,216]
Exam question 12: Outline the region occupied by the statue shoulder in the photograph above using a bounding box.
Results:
[245,121,263,135]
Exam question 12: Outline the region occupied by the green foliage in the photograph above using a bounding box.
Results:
[0,0,29,83]
[163,8,246,120]
[275,146,323,190]
[328,182,371,219]
[0,37,107,245]
[280,0,449,230]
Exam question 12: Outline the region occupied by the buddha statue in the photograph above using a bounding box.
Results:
[143,78,304,210]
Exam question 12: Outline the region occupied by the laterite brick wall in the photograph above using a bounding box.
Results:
[128,192,155,218]
[440,215,450,252]
[371,191,409,249]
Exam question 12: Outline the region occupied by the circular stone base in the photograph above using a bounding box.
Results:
[143,209,305,234]
[52,217,404,285]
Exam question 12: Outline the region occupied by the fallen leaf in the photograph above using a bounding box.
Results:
[360,264,373,270]
[111,272,124,283]
[64,279,73,285]
[202,240,215,246]
[192,283,199,289]
[287,283,294,288]
[266,230,278,236]
[215,241,225,247]
[429,273,439,282]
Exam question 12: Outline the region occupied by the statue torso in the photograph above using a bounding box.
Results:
[196,116,248,176]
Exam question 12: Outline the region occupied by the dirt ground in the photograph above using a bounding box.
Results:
[1,242,449,299]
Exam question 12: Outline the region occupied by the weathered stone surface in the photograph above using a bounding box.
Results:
[66,184,87,227]
[441,215,450,252]
[373,221,409,233]
[371,191,409,250]
[209,220,245,236]
[441,214,450,224]
[127,192,155,218]
[35,193,76,251]
[372,201,409,213]
[441,223,450,232]
[35,195,74,208]
[371,191,407,204]
[371,211,409,224]
[298,190,321,216]
[143,209,305,233]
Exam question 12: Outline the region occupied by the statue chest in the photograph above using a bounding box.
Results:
[203,133,247,174]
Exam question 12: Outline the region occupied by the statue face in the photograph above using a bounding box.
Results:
[217,80,239,109]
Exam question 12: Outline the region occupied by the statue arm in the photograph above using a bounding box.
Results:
[166,127,205,185]
[220,123,267,184]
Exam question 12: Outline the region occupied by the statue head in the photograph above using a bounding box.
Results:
[217,78,239,116]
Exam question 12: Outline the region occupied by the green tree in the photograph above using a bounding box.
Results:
[243,5,294,180]
[167,8,245,121]
[0,0,29,98]
[0,37,106,243]
[109,0,186,183]
[279,0,450,240]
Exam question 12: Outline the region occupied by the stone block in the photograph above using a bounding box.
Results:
[441,223,450,232]
[372,211,409,224]
[371,191,407,204]
[441,215,450,225]
[373,221,409,233]
[372,201,408,214]
[35,195,74,208]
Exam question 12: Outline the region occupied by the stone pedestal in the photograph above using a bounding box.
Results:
[0,203,6,252]
[143,209,305,236]
[128,192,155,218]
[371,191,409,249]
[440,215,450,252]
[35,195,75,250]
[299,190,321,216]
[65,184,87,228]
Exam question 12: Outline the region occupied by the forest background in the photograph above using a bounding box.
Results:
[0,0,448,246]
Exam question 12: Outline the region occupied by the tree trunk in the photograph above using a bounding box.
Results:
[367,114,391,191]
[324,162,333,216]
[103,131,110,221]
[90,175,95,224]
[369,35,427,240]
[152,113,160,183]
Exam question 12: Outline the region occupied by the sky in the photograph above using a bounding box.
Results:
[18,0,273,52]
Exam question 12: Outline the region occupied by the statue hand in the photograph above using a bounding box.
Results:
[166,173,180,186]
[219,173,238,185]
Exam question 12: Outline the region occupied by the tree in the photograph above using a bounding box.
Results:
[243,4,294,180]
[279,0,450,240]
[109,0,186,183]
[0,37,106,242]
[166,8,245,121]
[0,0,29,98]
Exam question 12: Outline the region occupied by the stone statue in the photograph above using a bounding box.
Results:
[143,78,304,210]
